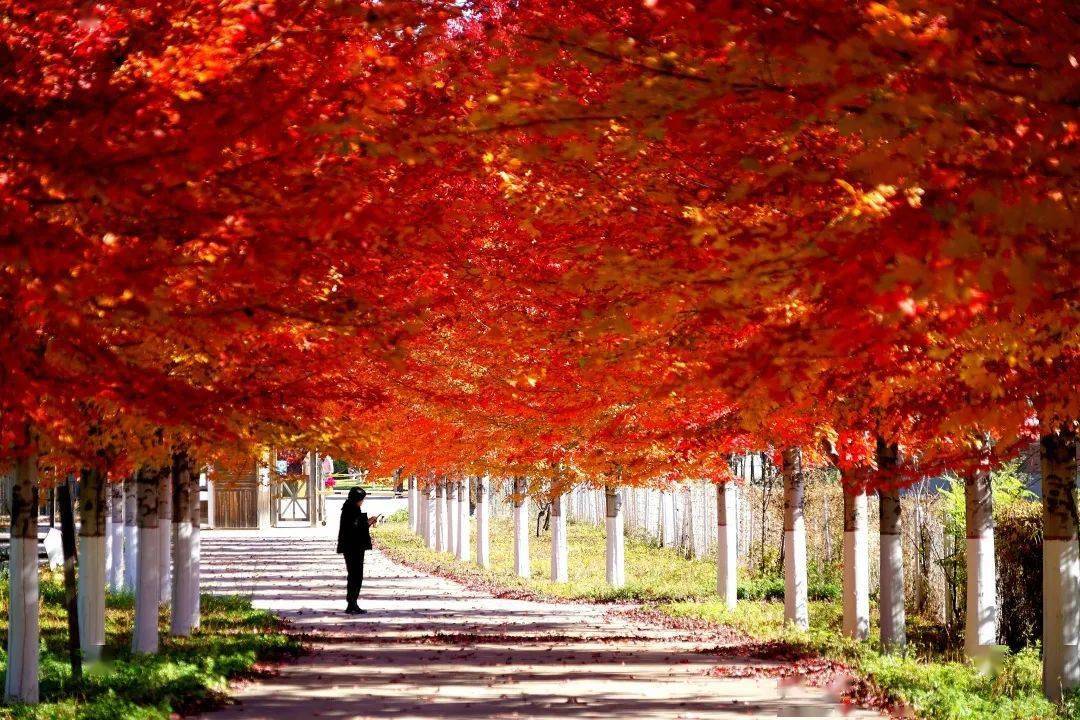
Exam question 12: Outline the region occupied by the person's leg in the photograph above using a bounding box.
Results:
[345,553,361,609]
[356,550,365,593]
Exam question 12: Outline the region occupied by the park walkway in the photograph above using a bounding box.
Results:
[198,521,884,719]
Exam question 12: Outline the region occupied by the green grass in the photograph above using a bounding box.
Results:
[377,516,1074,720]
[0,571,300,719]
[661,600,1070,720]
[380,516,839,603]
[330,476,397,494]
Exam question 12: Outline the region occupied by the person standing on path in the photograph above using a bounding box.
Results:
[337,487,377,614]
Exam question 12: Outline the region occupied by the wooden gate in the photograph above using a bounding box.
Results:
[213,487,258,528]
[275,478,309,522]
[211,460,259,528]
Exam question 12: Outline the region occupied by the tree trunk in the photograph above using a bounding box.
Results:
[476,476,490,569]
[417,482,426,546]
[423,483,436,549]
[455,479,470,561]
[513,477,530,578]
[435,481,447,553]
[306,450,318,528]
[133,467,161,654]
[535,501,549,538]
[760,454,772,574]
[171,452,196,637]
[605,485,625,588]
[5,452,40,703]
[823,490,832,564]
[680,484,694,559]
[842,486,870,640]
[108,481,125,591]
[716,482,738,609]
[58,478,83,683]
[446,480,458,557]
[1041,428,1079,703]
[104,485,114,596]
[657,490,665,548]
[256,462,272,531]
[77,467,106,662]
[878,437,906,651]
[189,465,202,631]
[550,492,568,583]
[964,469,997,662]
[123,476,138,590]
[416,480,425,541]
[158,469,171,605]
[205,471,215,529]
[407,476,417,534]
[782,448,809,629]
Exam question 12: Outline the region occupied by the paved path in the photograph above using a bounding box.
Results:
[199,520,883,719]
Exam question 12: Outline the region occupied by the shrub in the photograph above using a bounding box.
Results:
[808,561,842,602]
[996,500,1042,651]
[738,567,840,602]
[738,574,784,601]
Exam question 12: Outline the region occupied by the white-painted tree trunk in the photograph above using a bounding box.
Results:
[189,467,202,631]
[655,489,674,547]
[878,494,906,650]
[550,492,569,583]
[877,438,906,651]
[5,454,40,703]
[416,482,425,540]
[158,470,172,605]
[447,481,458,557]
[124,477,138,591]
[133,468,161,654]
[104,494,114,595]
[842,487,870,640]
[171,513,194,635]
[171,453,196,637]
[424,484,436,549]
[716,483,737,608]
[204,472,215,529]
[435,482,447,553]
[414,478,422,537]
[456,479,470,561]
[256,464,272,531]
[407,476,417,534]
[77,468,107,662]
[964,470,997,664]
[78,534,106,662]
[782,448,809,630]
[513,477,530,578]
[307,450,319,528]
[1041,430,1080,703]
[476,476,491,569]
[108,482,125,591]
[605,486,625,588]
[681,484,695,558]
[417,483,427,544]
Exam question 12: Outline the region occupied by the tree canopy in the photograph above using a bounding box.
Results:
[2,0,1076,488]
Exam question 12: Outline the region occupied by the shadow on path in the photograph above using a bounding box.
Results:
[198,529,882,719]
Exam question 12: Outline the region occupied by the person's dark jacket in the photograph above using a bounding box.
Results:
[337,488,373,554]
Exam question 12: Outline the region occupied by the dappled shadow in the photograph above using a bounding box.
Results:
[198,531,880,719]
